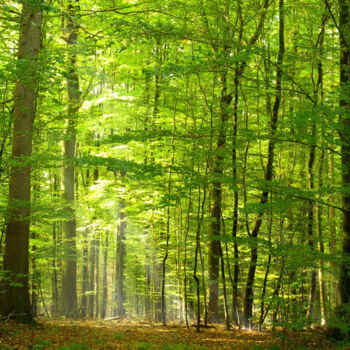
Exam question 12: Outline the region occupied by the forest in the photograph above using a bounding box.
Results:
[1,0,350,349]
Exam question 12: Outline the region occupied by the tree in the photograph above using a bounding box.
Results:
[0,0,43,321]
[242,0,285,329]
[338,0,350,307]
[60,0,80,318]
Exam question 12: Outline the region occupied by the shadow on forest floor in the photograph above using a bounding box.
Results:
[0,319,346,350]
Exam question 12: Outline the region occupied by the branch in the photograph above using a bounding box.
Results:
[246,183,346,213]
[79,2,150,16]
[0,98,13,105]
[324,0,349,47]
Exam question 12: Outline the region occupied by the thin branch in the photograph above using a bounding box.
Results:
[246,183,346,213]
[324,0,349,47]
[78,2,150,16]
[0,98,13,105]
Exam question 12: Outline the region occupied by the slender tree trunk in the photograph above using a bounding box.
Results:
[338,0,350,307]
[80,169,90,318]
[307,120,317,321]
[194,186,207,332]
[161,187,171,325]
[318,151,327,324]
[315,11,327,325]
[207,0,233,323]
[329,152,339,304]
[161,109,176,325]
[145,230,152,322]
[220,219,230,330]
[208,69,232,323]
[60,0,80,318]
[0,0,42,321]
[51,221,59,317]
[200,238,208,327]
[115,200,126,318]
[231,0,243,324]
[259,217,273,329]
[89,233,96,318]
[183,188,192,329]
[95,233,100,318]
[151,40,163,323]
[242,0,284,329]
[232,64,241,326]
[80,231,89,318]
[101,232,109,319]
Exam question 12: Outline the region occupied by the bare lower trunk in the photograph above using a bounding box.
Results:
[51,222,59,317]
[194,186,207,332]
[95,234,100,318]
[115,200,126,318]
[89,235,96,318]
[80,232,89,318]
[101,233,109,319]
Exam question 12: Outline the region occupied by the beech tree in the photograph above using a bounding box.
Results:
[0,0,43,321]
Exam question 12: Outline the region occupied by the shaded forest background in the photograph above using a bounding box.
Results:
[1,0,350,336]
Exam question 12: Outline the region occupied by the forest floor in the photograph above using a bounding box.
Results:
[0,319,347,350]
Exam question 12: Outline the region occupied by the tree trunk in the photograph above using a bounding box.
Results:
[145,229,152,322]
[306,120,317,321]
[95,233,100,318]
[51,222,59,317]
[329,152,340,304]
[259,217,273,329]
[183,188,192,329]
[115,200,126,318]
[242,0,284,329]
[194,186,207,332]
[318,151,327,324]
[161,190,171,325]
[60,0,80,318]
[208,69,232,323]
[339,0,350,307]
[232,64,241,326]
[101,232,109,319]
[0,0,42,322]
[89,233,96,318]
[80,231,89,318]
[219,221,230,330]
